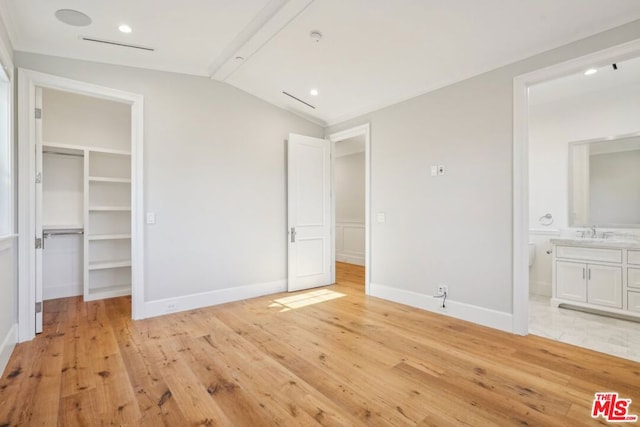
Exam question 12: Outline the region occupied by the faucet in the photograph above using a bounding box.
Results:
[590,225,597,238]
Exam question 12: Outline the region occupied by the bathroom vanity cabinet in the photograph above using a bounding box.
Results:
[551,239,640,318]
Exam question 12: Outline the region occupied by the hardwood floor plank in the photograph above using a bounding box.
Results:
[58,388,99,427]
[1,262,639,426]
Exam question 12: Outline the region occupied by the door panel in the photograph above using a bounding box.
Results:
[288,134,331,292]
[587,264,622,308]
[556,261,586,302]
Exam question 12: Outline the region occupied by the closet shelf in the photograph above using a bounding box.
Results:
[87,234,131,241]
[88,260,132,270]
[43,141,131,156]
[43,224,83,231]
[89,176,132,183]
[89,206,132,211]
[85,285,131,301]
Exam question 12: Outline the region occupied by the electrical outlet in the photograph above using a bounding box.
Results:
[437,285,448,296]
[166,303,178,312]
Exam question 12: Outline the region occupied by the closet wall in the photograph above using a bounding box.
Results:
[42,88,131,301]
[42,150,83,299]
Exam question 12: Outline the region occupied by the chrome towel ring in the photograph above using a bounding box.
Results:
[539,213,554,226]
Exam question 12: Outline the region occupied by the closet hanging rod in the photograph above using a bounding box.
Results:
[44,230,84,237]
[43,150,84,158]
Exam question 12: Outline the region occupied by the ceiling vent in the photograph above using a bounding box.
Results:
[81,37,155,52]
[282,91,315,109]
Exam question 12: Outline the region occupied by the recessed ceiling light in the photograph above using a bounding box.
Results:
[310,89,319,96]
[55,9,92,27]
[119,24,132,33]
[584,68,598,76]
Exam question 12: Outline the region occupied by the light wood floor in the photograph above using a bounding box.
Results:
[1,262,639,426]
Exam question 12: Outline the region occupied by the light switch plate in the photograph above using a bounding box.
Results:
[146,212,156,224]
[430,165,438,177]
[377,212,386,223]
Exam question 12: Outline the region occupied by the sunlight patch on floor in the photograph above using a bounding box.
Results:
[269,289,346,312]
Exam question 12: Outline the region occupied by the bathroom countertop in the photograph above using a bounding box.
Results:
[550,237,640,249]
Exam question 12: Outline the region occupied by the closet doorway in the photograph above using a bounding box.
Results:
[18,70,144,341]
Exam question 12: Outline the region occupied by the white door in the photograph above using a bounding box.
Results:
[35,87,43,333]
[287,133,332,292]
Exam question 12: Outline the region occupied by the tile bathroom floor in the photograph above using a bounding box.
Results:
[529,295,640,362]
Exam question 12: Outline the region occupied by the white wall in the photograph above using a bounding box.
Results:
[335,152,365,222]
[42,151,83,227]
[43,88,131,152]
[529,83,640,231]
[41,151,84,300]
[0,14,16,376]
[16,52,323,309]
[326,20,640,331]
[335,151,365,265]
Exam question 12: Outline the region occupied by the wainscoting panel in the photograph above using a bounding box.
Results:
[336,221,365,266]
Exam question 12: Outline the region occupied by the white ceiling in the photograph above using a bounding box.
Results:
[2,0,640,126]
[529,56,640,105]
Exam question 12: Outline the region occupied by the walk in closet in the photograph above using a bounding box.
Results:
[40,87,132,302]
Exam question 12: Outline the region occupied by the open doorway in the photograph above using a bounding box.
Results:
[17,69,144,342]
[513,40,640,362]
[329,124,370,295]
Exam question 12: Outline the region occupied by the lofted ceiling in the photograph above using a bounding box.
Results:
[2,0,640,126]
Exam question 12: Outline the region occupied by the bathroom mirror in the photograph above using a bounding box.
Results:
[569,133,640,228]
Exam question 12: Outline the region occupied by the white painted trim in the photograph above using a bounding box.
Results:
[370,283,513,333]
[18,69,145,341]
[0,46,14,250]
[0,323,17,377]
[328,124,371,294]
[528,229,561,237]
[143,280,287,318]
[512,38,640,337]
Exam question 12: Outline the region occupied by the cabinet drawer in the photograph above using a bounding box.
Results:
[629,291,640,313]
[629,268,640,289]
[629,250,640,266]
[556,246,622,264]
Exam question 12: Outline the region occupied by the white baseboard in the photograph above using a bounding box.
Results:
[530,280,552,297]
[370,283,513,333]
[336,252,365,266]
[0,323,17,377]
[43,283,83,300]
[143,280,287,318]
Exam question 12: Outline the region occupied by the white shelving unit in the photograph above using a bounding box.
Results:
[85,149,132,301]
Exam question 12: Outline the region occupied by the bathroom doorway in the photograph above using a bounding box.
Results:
[514,41,640,361]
